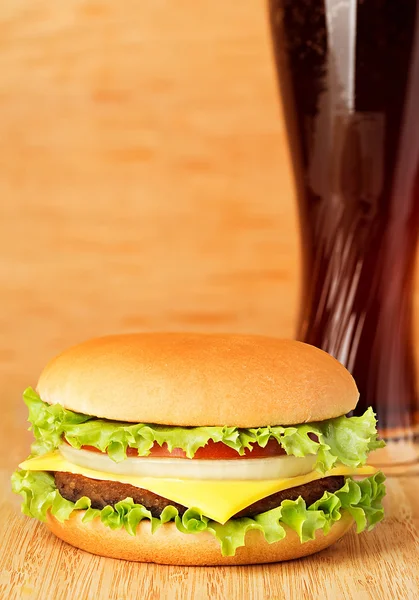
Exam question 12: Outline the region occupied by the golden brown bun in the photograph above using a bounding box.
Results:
[46,511,354,565]
[37,333,358,426]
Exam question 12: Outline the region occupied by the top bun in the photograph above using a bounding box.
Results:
[36,333,358,427]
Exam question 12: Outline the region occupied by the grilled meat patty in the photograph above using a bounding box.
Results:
[54,471,186,516]
[234,475,344,517]
[54,472,345,519]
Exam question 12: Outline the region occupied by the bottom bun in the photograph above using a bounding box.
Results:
[46,511,354,565]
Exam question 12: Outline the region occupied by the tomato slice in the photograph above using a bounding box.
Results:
[70,438,286,460]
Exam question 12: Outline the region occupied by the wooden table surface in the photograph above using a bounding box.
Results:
[1,1,419,598]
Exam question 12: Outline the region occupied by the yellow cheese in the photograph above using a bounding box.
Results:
[19,452,377,524]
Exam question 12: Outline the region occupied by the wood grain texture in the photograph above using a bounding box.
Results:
[1,1,419,598]
[1,0,418,388]
[0,0,299,395]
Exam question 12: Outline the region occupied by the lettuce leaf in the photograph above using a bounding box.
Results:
[23,387,384,473]
[11,470,385,557]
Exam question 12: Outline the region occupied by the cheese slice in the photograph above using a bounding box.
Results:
[19,452,377,524]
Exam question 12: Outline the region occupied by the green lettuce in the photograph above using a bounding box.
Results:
[11,470,386,557]
[23,388,384,473]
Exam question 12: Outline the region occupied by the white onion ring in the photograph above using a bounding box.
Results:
[59,444,317,481]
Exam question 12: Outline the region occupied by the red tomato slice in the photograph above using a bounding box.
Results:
[73,438,286,460]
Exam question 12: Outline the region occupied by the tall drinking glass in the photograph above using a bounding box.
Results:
[269,0,419,471]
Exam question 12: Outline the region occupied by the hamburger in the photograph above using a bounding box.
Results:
[12,333,386,565]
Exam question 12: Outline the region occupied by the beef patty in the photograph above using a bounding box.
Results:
[54,472,345,519]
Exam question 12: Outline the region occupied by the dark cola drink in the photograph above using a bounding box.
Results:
[269,0,419,456]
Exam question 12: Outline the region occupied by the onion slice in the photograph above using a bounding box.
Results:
[59,444,317,481]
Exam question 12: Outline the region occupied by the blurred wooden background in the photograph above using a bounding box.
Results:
[0,0,418,402]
